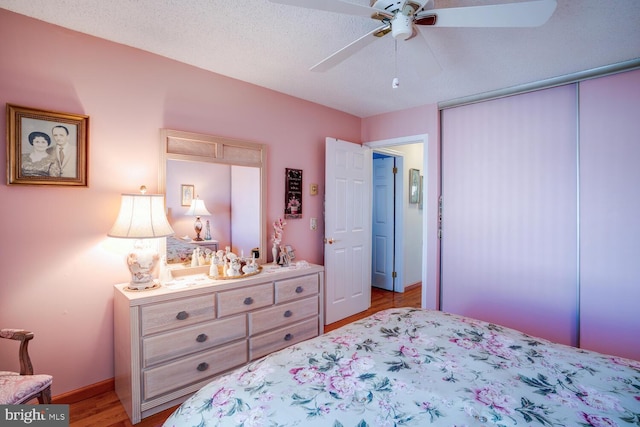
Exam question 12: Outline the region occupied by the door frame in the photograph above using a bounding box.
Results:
[364,134,429,306]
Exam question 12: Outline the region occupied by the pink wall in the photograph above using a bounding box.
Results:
[0,9,361,396]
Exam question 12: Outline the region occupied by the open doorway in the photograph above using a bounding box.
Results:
[372,150,402,291]
[366,135,426,296]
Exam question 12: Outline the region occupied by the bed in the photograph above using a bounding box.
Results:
[163,308,640,426]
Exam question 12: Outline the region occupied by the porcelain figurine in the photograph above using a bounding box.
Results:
[204,220,211,240]
[190,248,200,267]
[159,256,173,283]
[226,258,242,276]
[242,257,258,274]
[209,258,218,278]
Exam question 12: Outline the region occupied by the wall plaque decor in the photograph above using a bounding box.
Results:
[409,168,420,204]
[7,104,89,186]
[285,168,302,219]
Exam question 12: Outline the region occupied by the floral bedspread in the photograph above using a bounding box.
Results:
[163,308,640,427]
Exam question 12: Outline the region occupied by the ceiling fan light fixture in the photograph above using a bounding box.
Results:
[391,12,412,40]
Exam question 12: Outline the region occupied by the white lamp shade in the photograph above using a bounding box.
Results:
[108,193,174,238]
[185,198,211,217]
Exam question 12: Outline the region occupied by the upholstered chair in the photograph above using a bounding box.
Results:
[0,329,52,404]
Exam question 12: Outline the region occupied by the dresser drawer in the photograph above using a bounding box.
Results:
[250,317,318,360]
[141,294,215,336]
[249,296,318,335]
[275,274,319,303]
[217,283,273,317]
[142,315,247,367]
[143,340,247,400]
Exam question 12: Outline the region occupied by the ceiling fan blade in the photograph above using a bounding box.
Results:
[416,0,557,28]
[310,25,389,72]
[269,0,374,18]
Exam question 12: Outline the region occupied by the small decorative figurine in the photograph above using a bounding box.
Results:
[209,257,218,278]
[226,258,242,276]
[190,248,200,267]
[242,256,258,274]
[159,256,173,283]
[278,246,290,267]
[271,218,286,264]
[204,220,211,240]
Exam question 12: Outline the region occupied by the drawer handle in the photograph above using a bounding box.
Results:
[176,311,189,321]
[284,310,293,318]
[197,362,209,372]
[284,333,293,341]
[295,286,304,294]
[196,333,208,343]
[244,297,254,305]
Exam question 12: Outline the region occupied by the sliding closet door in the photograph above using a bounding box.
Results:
[579,69,640,361]
[441,85,578,346]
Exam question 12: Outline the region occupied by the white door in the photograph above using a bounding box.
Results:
[324,137,372,324]
[372,156,395,290]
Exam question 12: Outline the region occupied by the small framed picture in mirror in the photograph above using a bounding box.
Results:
[181,184,194,206]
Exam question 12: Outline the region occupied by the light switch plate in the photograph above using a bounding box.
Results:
[310,183,318,195]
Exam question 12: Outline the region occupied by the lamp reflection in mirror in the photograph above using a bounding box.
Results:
[185,197,211,241]
[108,186,174,290]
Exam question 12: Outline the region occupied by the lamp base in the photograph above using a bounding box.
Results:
[193,216,204,241]
[126,240,160,290]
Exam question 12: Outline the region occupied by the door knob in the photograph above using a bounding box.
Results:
[324,238,335,244]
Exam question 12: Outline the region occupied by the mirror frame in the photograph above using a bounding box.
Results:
[158,129,267,272]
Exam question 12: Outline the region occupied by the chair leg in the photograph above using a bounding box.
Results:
[38,386,52,404]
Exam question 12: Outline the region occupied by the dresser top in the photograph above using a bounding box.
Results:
[114,263,324,305]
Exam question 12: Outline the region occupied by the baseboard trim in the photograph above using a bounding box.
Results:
[52,378,114,404]
[405,282,421,291]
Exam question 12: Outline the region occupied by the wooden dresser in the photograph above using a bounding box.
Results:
[114,264,324,424]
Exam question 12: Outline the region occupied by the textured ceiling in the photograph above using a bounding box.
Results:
[1,0,639,117]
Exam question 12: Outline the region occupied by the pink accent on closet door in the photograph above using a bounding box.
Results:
[441,85,579,346]
[579,69,640,361]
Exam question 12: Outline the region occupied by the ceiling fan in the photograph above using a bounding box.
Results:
[270,0,557,73]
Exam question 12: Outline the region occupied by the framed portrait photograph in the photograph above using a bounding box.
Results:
[409,168,420,204]
[181,184,194,206]
[6,104,89,186]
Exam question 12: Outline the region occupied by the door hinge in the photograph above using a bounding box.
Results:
[392,271,397,278]
[392,167,398,174]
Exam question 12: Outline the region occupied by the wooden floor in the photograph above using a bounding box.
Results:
[67,285,421,426]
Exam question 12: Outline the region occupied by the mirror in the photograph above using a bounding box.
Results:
[159,129,267,272]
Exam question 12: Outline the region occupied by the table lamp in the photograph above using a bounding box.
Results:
[185,196,211,241]
[108,186,174,290]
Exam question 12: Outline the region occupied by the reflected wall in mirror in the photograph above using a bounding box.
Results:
[159,129,267,272]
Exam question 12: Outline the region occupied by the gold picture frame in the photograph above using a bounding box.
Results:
[6,104,89,186]
[181,184,194,206]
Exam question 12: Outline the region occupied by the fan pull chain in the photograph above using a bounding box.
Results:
[392,39,399,89]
